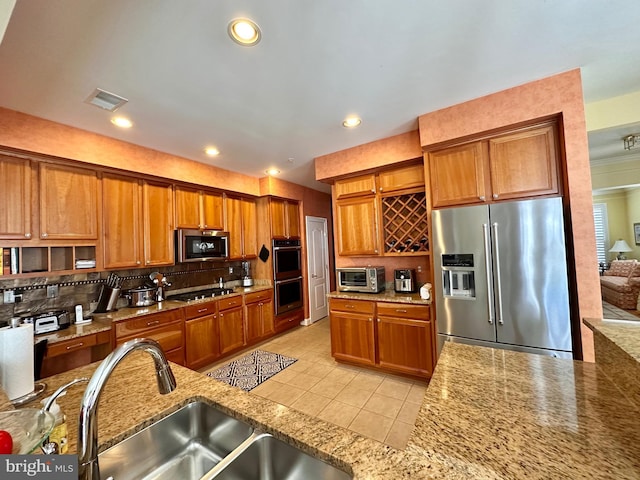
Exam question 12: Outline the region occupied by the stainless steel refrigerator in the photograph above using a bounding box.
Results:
[432,197,573,358]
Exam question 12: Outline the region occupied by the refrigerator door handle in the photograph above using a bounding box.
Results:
[482,223,495,325]
[491,222,504,325]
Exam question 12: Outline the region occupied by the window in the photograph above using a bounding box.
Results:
[593,203,609,264]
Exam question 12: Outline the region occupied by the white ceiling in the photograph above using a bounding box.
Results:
[1,1,640,193]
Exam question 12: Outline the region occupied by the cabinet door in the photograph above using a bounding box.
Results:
[0,155,31,240]
[175,186,201,229]
[39,163,98,239]
[241,198,257,258]
[219,306,244,355]
[142,181,174,266]
[225,196,243,260]
[334,174,376,199]
[329,311,375,366]
[270,198,287,238]
[488,124,559,201]
[377,316,433,378]
[244,302,262,344]
[378,163,425,194]
[261,298,275,335]
[185,314,219,369]
[286,201,300,239]
[335,197,379,255]
[102,174,142,269]
[428,142,488,208]
[202,191,224,230]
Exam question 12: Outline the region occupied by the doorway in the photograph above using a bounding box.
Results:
[303,216,330,325]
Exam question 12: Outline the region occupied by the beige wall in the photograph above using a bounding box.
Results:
[593,192,630,261]
[626,188,640,259]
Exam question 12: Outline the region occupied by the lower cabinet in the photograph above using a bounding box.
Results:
[184,301,219,370]
[218,296,244,356]
[114,309,185,366]
[40,330,112,379]
[244,290,274,345]
[329,297,434,378]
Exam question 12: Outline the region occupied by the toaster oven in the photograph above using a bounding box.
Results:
[336,267,385,293]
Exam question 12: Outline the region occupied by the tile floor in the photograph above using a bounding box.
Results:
[202,318,428,449]
[601,300,640,320]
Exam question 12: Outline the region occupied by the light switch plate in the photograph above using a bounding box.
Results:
[47,285,59,298]
[3,290,15,303]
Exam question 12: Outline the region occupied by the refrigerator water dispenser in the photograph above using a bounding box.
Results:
[441,254,475,298]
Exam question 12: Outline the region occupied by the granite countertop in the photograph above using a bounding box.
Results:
[328,290,431,305]
[35,318,113,345]
[5,340,639,478]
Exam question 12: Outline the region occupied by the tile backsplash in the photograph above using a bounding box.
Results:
[0,261,250,325]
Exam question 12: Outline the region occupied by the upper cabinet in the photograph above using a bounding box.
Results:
[102,176,174,268]
[175,186,223,230]
[428,122,560,208]
[334,161,428,257]
[225,196,257,260]
[39,163,98,240]
[0,155,31,240]
[270,198,300,239]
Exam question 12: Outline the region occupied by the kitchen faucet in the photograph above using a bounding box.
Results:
[77,338,177,480]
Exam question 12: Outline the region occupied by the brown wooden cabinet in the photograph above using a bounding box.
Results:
[114,309,185,365]
[329,298,376,366]
[270,198,300,239]
[102,176,173,268]
[335,196,379,256]
[39,163,98,240]
[218,296,244,355]
[378,163,425,194]
[102,174,143,269]
[244,290,274,345]
[376,302,432,377]
[225,196,257,260]
[0,155,31,240]
[175,186,224,230]
[184,300,220,370]
[329,297,434,378]
[40,330,111,378]
[334,174,376,199]
[428,122,559,208]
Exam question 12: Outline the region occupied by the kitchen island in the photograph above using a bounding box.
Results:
[3,330,640,479]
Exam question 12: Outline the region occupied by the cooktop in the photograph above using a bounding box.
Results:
[170,288,234,302]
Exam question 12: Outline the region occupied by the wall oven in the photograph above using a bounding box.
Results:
[273,239,303,315]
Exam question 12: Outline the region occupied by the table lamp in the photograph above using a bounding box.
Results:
[609,239,633,260]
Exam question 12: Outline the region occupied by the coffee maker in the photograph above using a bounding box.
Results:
[242,261,254,287]
[394,269,417,293]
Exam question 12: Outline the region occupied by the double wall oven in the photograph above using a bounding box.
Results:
[272,239,303,315]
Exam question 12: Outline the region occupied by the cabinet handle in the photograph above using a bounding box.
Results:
[374,249,379,253]
[492,194,499,199]
[146,260,150,265]
[345,304,355,309]
[24,233,31,238]
[136,261,141,265]
[146,320,160,327]
[65,342,84,350]
[41,232,48,238]
[379,187,383,192]
[396,309,407,313]
[479,196,485,201]
[220,313,224,318]
[371,188,375,193]
[197,308,207,313]
[376,318,380,322]
[368,317,373,322]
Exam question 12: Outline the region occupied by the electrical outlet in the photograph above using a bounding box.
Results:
[3,290,15,303]
[47,285,59,298]
[229,266,233,274]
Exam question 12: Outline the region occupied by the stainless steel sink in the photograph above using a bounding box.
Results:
[203,432,352,480]
[98,401,254,480]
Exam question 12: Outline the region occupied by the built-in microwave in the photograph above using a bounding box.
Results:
[175,229,229,263]
[336,267,385,293]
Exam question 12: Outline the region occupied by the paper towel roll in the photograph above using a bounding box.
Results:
[0,322,34,401]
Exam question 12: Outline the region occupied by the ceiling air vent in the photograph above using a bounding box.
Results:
[84,88,128,112]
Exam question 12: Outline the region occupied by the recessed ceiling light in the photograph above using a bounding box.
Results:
[205,146,220,156]
[228,18,261,46]
[342,116,362,128]
[265,168,280,176]
[111,116,133,128]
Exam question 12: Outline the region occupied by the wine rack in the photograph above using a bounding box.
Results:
[382,192,429,254]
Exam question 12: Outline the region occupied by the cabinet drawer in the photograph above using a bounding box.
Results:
[115,309,184,339]
[377,302,429,320]
[219,295,242,311]
[116,323,184,353]
[47,334,98,357]
[329,298,375,315]
[244,290,273,304]
[184,301,217,320]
